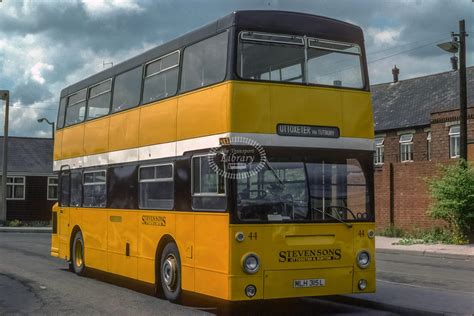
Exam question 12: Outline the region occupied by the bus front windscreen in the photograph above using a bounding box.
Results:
[235,159,371,223]
[237,31,364,89]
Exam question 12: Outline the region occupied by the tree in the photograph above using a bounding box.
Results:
[427,160,474,244]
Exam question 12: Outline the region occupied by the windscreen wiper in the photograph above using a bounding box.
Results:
[311,206,353,228]
[264,160,284,185]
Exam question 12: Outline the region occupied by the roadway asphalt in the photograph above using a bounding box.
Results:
[0,233,472,315]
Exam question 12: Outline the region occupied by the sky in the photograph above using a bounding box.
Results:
[0,0,472,137]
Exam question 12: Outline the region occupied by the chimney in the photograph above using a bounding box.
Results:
[392,65,400,83]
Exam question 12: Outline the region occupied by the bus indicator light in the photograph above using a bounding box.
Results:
[368,230,375,239]
[358,279,367,290]
[245,284,257,298]
[235,232,245,242]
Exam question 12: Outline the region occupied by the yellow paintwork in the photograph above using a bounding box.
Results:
[109,110,139,152]
[139,99,177,147]
[227,222,375,300]
[61,124,84,159]
[177,83,231,140]
[51,203,375,300]
[83,118,109,155]
[51,80,375,301]
[55,81,373,161]
[53,131,63,161]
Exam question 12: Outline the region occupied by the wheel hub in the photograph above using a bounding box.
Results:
[162,254,177,291]
[74,239,83,267]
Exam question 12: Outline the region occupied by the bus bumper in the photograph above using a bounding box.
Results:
[228,267,375,301]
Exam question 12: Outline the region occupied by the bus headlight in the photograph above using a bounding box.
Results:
[356,251,370,269]
[358,279,367,290]
[242,253,260,274]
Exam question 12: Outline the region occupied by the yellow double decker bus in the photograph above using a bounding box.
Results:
[51,10,375,302]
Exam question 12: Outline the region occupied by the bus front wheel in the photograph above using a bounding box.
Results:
[71,231,86,275]
[160,242,182,302]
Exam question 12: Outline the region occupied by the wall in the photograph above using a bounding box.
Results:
[374,107,473,231]
[7,176,56,221]
[374,162,447,231]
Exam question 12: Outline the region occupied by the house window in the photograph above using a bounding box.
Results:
[2,176,26,200]
[83,170,107,207]
[399,134,414,162]
[449,125,460,158]
[47,177,58,200]
[374,137,384,165]
[427,132,432,161]
[139,163,174,210]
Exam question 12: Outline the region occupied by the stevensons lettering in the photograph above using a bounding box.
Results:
[279,248,342,263]
[142,215,166,226]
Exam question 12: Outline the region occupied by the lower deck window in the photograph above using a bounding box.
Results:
[60,172,70,206]
[192,155,226,210]
[236,159,370,222]
[139,164,174,210]
[83,170,106,207]
[70,171,83,207]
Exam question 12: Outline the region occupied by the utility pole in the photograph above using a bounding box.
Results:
[458,20,468,161]
[0,90,10,223]
[437,20,469,161]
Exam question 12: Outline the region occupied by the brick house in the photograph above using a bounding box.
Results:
[371,66,474,231]
[0,137,57,221]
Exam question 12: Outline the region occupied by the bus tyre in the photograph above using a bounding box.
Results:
[71,231,86,275]
[160,242,182,302]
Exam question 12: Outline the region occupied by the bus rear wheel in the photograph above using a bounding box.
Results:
[160,242,182,302]
[71,231,86,275]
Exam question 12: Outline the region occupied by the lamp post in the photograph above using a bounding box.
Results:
[37,117,55,141]
[437,20,469,161]
[0,90,10,223]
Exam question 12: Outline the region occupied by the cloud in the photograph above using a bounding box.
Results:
[0,0,472,137]
[366,27,402,48]
[82,0,143,17]
[31,62,54,84]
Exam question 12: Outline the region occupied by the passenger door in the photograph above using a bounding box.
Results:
[106,166,138,279]
[58,171,70,260]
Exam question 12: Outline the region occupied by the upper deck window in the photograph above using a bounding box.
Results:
[57,98,67,129]
[181,31,228,93]
[65,89,86,126]
[238,32,305,83]
[143,51,179,104]
[307,39,363,88]
[237,31,364,89]
[112,66,142,113]
[87,79,112,120]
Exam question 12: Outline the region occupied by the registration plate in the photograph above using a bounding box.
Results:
[293,278,326,288]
